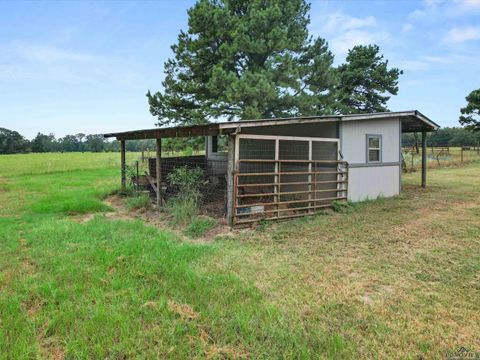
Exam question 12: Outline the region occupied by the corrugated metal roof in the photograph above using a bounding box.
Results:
[103,110,439,140]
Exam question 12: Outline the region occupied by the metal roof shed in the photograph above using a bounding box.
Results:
[104,110,439,226]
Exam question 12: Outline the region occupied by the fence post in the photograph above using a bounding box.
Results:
[226,135,235,226]
[156,138,162,209]
[135,161,139,191]
[421,131,427,188]
[121,140,126,193]
[461,146,464,163]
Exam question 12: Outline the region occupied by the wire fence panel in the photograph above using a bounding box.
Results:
[147,156,228,217]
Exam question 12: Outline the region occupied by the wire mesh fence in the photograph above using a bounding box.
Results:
[126,135,347,224]
[402,146,480,171]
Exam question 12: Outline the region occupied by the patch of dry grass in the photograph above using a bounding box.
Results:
[202,164,480,358]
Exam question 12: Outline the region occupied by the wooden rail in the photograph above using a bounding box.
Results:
[233,159,348,225]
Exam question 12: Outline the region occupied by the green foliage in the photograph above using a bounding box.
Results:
[335,45,403,113]
[402,127,480,147]
[459,88,480,132]
[167,166,205,203]
[31,132,58,152]
[147,0,336,126]
[0,128,30,154]
[184,216,217,238]
[124,193,151,210]
[183,146,193,156]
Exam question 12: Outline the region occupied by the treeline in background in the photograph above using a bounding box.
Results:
[402,127,480,147]
[0,127,205,155]
[2,126,479,155]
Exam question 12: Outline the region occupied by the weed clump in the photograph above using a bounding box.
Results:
[166,166,205,228]
[331,200,355,213]
[167,197,198,225]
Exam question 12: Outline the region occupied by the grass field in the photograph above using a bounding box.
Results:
[0,152,479,358]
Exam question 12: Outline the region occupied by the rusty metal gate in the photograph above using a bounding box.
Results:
[233,135,348,225]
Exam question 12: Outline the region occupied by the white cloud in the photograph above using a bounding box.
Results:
[322,12,377,33]
[408,0,480,21]
[452,0,480,12]
[14,44,105,63]
[402,23,414,32]
[396,59,430,71]
[443,26,480,43]
[330,30,390,55]
[311,12,388,56]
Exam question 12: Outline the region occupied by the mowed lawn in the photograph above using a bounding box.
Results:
[0,153,479,358]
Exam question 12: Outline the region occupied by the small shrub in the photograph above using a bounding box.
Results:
[167,166,205,203]
[167,166,205,224]
[124,193,151,210]
[167,198,198,225]
[184,217,217,238]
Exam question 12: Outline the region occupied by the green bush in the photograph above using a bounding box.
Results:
[167,166,204,203]
[124,193,151,210]
[184,217,217,238]
[166,166,205,224]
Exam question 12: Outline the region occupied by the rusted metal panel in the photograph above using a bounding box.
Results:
[233,159,348,226]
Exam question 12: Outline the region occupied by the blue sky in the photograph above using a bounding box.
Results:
[1,0,479,139]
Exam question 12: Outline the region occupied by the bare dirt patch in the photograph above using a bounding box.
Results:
[100,195,235,242]
[69,213,95,223]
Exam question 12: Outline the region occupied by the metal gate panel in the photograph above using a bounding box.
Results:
[233,135,348,225]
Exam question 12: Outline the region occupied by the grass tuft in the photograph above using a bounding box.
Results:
[166,198,198,225]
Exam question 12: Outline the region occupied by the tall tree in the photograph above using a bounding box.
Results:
[59,135,80,152]
[335,45,403,114]
[31,133,58,153]
[147,0,335,126]
[459,88,480,132]
[0,128,29,154]
[84,134,105,152]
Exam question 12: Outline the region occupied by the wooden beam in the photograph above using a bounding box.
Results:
[421,131,427,188]
[120,140,126,193]
[156,138,162,209]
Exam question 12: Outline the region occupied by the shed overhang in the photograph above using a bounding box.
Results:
[103,110,439,140]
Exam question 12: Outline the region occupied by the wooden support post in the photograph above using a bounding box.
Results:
[274,139,279,218]
[135,161,139,191]
[226,135,235,226]
[120,140,126,193]
[421,131,427,188]
[308,140,312,214]
[156,138,162,209]
[461,146,464,163]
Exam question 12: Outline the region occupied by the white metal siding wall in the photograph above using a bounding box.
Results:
[340,118,401,201]
[348,166,400,201]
